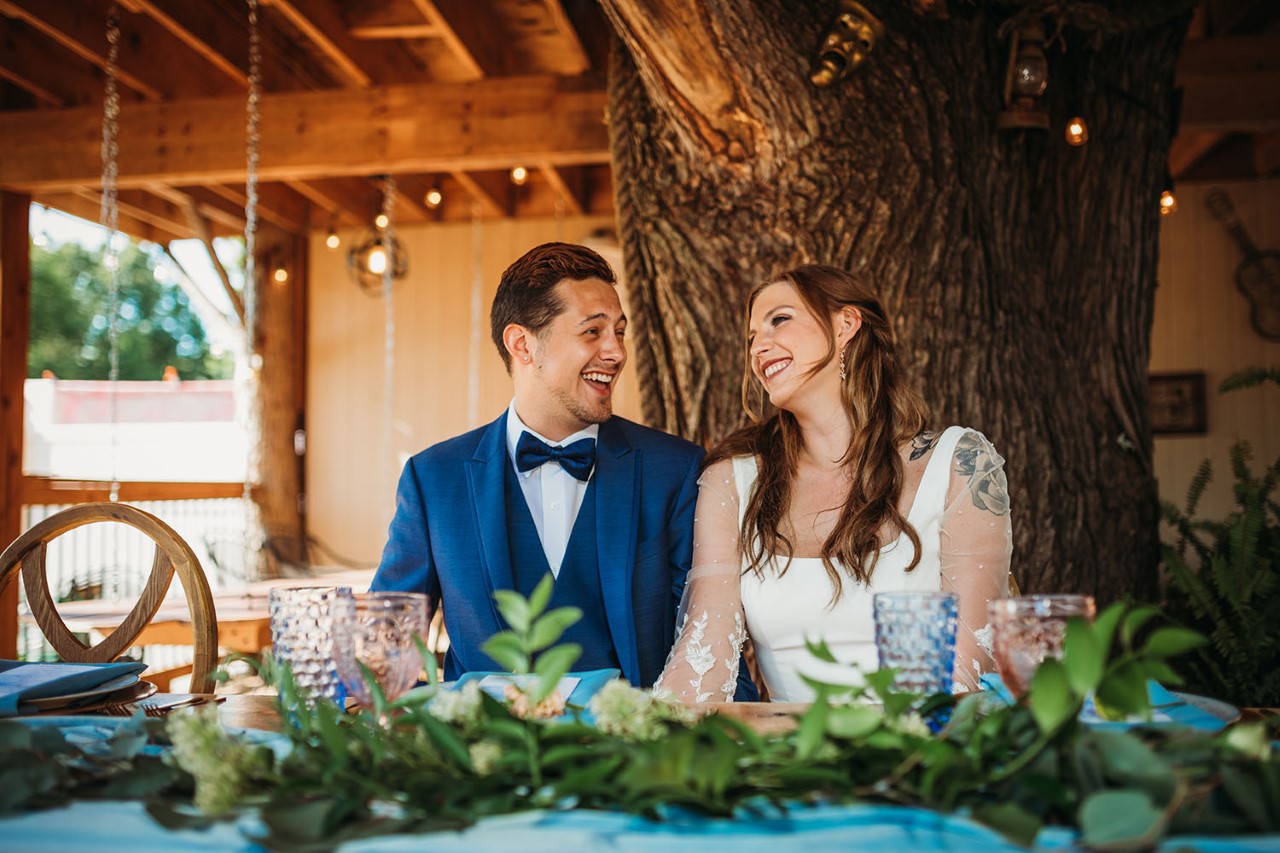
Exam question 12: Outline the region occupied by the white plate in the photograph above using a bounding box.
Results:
[25,673,141,710]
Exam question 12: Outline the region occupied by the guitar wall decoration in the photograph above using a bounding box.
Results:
[1204,189,1280,342]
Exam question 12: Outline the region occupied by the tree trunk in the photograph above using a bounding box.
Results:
[602,0,1192,602]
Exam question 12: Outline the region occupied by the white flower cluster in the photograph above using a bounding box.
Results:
[468,740,503,775]
[892,711,933,739]
[426,681,484,728]
[589,681,693,741]
[166,705,270,815]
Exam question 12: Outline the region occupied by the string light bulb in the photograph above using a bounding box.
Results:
[367,246,388,275]
[1065,116,1088,146]
[325,228,340,250]
[510,165,529,186]
[374,213,389,229]
[1159,188,1178,216]
[273,267,289,284]
[424,186,443,208]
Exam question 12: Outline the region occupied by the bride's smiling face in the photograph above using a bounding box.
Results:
[747,281,839,411]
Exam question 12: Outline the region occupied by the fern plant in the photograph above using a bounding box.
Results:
[1161,368,1280,706]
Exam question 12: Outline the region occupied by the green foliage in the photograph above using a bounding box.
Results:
[2,592,1275,853]
[483,573,583,704]
[28,239,233,380]
[1161,368,1280,707]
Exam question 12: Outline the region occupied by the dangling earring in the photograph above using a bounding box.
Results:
[838,346,847,381]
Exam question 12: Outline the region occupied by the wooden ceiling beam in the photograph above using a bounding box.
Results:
[348,2,440,39]
[1169,132,1226,179]
[538,163,584,215]
[263,0,425,88]
[0,74,610,191]
[449,170,508,218]
[408,0,491,78]
[199,182,311,234]
[0,0,239,100]
[0,66,64,108]
[1179,71,1280,133]
[0,16,116,108]
[543,0,592,75]
[283,179,365,227]
[1255,131,1280,177]
[119,0,248,87]
[37,191,185,244]
[145,184,246,232]
[1176,35,1280,82]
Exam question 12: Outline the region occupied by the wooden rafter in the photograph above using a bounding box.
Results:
[175,195,247,327]
[0,75,610,191]
[449,170,508,218]
[146,184,245,232]
[118,0,249,87]
[283,179,364,227]
[407,0,488,78]
[1169,133,1225,179]
[201,183,309,234]
[539,163,584,215]
[1255,131,1280,176]
[543,0,591,75]
[0,15,116,108]
[263,0,428,89]
[348,2,439,40]
[0,66,64,107]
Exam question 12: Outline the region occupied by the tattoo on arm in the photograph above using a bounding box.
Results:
[909,430,940,461]
[954,432,1011,516]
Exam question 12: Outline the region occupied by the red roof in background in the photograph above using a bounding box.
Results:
[47,380,237,424]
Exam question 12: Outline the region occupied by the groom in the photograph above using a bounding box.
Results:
[372,242,705,688]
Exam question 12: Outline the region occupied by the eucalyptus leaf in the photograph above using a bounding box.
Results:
[1029,658,1074,734]
[528,607,583,652]
[1095,661,1150,720]
[527,573,555,619]
[1141,627,1207,659]
[493,590,532,634]
[824,705,883,740]
[0,722,33,750]
[1079,789,1165,848]
[972,801,1042,847]
[531,643,582,704]
[1063,617,1102,695]
[482,632,530,673]
[803,637,838,664]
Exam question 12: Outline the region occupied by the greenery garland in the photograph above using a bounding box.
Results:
[2,579,1278,853]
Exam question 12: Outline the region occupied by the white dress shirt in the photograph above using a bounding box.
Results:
[505,401,598,577]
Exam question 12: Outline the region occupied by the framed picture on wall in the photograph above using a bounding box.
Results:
[1150,372,1207,435]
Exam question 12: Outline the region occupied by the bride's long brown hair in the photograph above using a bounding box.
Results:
[709,264,928,600]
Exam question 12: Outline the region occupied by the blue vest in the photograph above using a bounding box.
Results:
[504,462,621,671]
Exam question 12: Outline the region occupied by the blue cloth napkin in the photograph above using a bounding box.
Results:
[978,672,1232,731]
[0,659,148,717]
[451,668,621,714]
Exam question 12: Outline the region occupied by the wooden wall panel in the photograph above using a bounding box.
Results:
[1152,179,1280,523]
[306,214,626,561]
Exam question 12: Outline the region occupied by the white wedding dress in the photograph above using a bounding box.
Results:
[656,426,1012,702]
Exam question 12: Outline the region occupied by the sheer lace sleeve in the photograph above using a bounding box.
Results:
[654,457,748,703]
[940,429,1012,692]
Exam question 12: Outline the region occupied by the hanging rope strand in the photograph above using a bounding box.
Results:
[241,0,264,576]
[100,3,122,503]
[382,177,397,517]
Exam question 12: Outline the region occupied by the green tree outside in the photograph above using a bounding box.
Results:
[28,240,234,380]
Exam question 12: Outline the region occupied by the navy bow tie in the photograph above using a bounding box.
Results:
[515,432,597,481]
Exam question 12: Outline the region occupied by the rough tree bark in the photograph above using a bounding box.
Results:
[600,0,1193,602]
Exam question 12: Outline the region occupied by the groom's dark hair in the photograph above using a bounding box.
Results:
[490,242,617,373]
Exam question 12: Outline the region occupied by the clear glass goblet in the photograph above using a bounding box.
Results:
[331,592,429,714]
[988,594,1096,697]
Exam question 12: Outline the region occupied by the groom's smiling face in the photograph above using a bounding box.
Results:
[515,277,627,441]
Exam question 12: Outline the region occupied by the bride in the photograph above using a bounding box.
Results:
[656,264,1012,702]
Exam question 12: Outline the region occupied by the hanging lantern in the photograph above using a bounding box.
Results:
[997,20,1050,131]
[348,225,408,295]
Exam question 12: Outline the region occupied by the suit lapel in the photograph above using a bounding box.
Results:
[594,419,640,683]
[466,413,513,626]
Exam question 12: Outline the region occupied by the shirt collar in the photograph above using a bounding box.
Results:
[505,400,600,478]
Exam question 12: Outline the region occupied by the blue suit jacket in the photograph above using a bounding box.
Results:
[371,412,704,688]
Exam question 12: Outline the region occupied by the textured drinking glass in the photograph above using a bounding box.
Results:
[331,592,430,709]
[988,594,1097,697]
[873,592,959,695]
[268,586,352,704]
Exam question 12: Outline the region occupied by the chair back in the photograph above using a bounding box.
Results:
[0,502,219,693]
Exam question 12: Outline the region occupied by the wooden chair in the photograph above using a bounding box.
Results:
[0,502,219,693]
